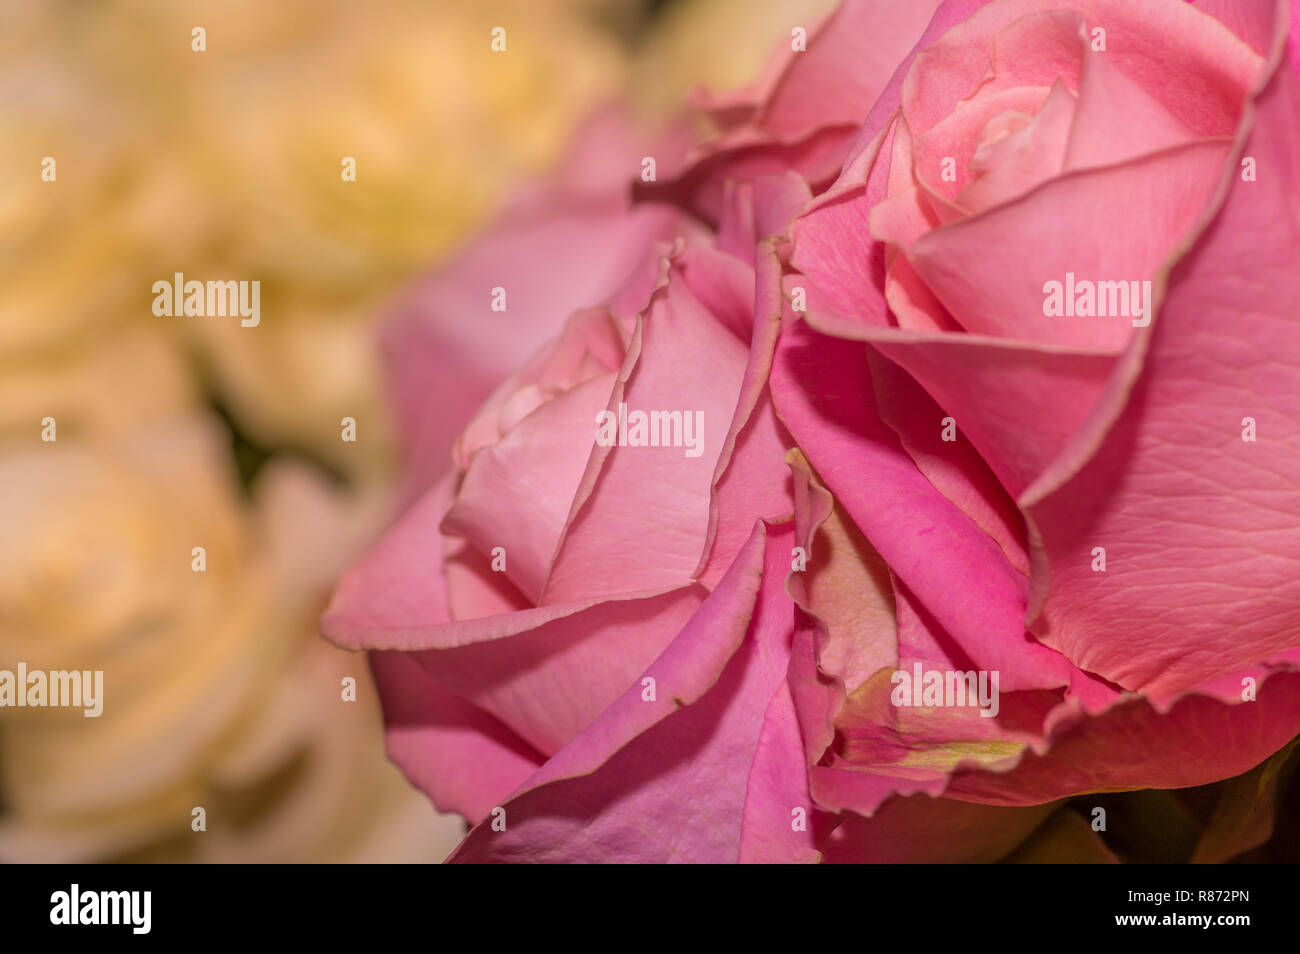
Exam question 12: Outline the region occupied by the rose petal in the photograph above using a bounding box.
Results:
[370,651,544,826]
[448,523,795,863]
[543,261,750,603]
[1023,38,1300,693]
[407,587,704,756]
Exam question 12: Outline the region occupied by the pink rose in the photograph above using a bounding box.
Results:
[327,0,1300,862]
[378,109,691,498]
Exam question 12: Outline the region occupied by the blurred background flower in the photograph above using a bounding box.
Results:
[0,0,833,863]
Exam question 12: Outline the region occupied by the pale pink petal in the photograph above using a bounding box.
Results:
[902,0,1258,142]
[908,139,1232,349]
[635,125,857,227]
[912,84,1055,211]
[543,263,750,603]
[1191,0,1282,55]
[883,253,963,331]
[1064,31,1198,170]
[973,9,1086,101]
[757,0,946,137]
[677,242,756,343]
[384,193,684,493]
[442,372,616,604]
[638,0,943,225]
[442,534,530,621]
[957,82,1075,213]
[452,307,627,470]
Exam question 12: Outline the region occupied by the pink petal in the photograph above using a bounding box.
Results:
[912,84,1056,213]
[635,125,857,227]
[770,320,1059,692]
[716,173,813,267]
[908,139,1232,350]
[756,0,947,137]
[1023,41,1300,694]
[1064,27,1198,170]
[902,0,1258,142]
[442,534,530,622]
[322,475,454,642]
[448,523,795,863]
[947,668,1300,803]
[384,193,684,494]
[677,243,756,343]
[543,262,750,603]
[369,651,544,825]
[957,81,1075,213]
[637,0,943,225]
[787,120,896,329]
[868,349,1029,575]
[838,327,1117,499]
[693,241,797,590]
[407,587,704,756]
[442,371,617,604]
[739,682,822,863]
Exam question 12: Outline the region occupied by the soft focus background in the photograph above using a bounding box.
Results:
[0,0,836,863]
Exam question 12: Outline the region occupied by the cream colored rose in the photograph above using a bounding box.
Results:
[0,414,277,850]
[0,414,462,861]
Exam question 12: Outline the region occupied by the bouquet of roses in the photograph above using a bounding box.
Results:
[326,0,1300,863]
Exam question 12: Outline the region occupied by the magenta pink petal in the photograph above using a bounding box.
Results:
[770,320,1057,692]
